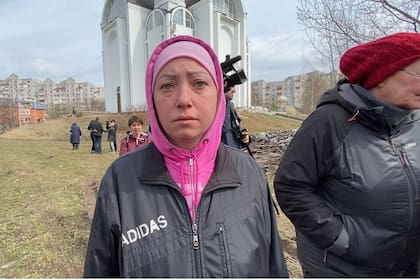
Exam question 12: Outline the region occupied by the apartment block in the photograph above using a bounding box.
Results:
[0,74,104,112]
[251,70,342,113]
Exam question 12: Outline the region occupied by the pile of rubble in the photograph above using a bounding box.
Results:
[248,129,303,277]
[248,130,297,175]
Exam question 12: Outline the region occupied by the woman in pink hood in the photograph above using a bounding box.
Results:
[84,35,288,277]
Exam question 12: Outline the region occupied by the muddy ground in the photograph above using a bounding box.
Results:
[82,130,303,277]
[250,130,303,277]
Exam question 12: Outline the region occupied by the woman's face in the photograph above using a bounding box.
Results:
[153,57,218,150]
[372,59,420,109]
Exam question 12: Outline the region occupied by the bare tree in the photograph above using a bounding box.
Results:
[302,71,338,113]
[297,0,419,72]
[0,98,18,129]
[251,90,263,107]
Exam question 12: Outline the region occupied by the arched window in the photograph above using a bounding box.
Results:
[186,12,194,28]
[214,0,235,18]
[146,10,164,33]
[145,9,166,59]
[155,10,163,28]
[173,9,183,25]
[116,86,121,113]
[170,7,196,34]
[146,17,153,32]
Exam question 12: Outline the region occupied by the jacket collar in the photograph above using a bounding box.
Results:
[139,142,241,192]
[317,80,420,135]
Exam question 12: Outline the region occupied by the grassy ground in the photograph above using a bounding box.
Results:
[0,112,302,278]
[0,138,117,277]
[240,111,302,132]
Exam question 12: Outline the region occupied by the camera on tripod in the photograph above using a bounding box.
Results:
[221,55,247,93]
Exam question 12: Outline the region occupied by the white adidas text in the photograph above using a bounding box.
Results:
[121,215,168,247]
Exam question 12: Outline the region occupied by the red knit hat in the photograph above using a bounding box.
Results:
[339,32,420,89]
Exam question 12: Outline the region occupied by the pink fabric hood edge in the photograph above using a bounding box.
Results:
[145,35,226,160]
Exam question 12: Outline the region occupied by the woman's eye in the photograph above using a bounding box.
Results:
[195,80,208,88]
[160,83,173,90]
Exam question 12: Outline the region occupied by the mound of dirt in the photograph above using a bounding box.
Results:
[250,130,303,277]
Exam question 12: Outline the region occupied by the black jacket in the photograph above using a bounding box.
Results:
[274,80,420,277]
[88,119,104,137]
[222,99,244,149]
[84,142,289,277]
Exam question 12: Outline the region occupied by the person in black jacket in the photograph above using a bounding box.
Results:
[274,32,420,277]
[222,85,251,152]
[106,120,117,153]
[105,119,117,152]
[89,117,104,154]
[84,35,289,277]
[87,119,95,152]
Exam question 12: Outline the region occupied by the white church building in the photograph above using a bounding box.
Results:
[101,0,251,113]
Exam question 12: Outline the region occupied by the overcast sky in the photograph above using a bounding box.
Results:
[0,0,321,86]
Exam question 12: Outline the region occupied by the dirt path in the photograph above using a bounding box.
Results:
[251,131,303,277]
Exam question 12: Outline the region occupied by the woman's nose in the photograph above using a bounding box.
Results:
[176,84,193,108]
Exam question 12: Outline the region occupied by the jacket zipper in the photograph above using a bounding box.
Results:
[400,149,417,227]
[392,136,418,227]
[187,156,205,277]
[389,136,397,154]
[192,222,203,277]
[397,145,420,263]
[217,223,230,277]
[189,157,196,219]
[192,223,199,249]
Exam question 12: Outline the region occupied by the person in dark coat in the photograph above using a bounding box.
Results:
[106,120,117,153]
[87,119,95,152]
[222,85,250,151]
[89,117,104,154]
[69,122,82,150]
[274,32,420,277]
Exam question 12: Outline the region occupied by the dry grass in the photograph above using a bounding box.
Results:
[0,111,302,278]
[0,130,117,277]
[238,110,302,133]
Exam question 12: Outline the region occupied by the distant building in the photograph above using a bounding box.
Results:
[251,70,342,113]
[0,98,48,129]
[0,74,105,113]
[17,100,48,126]
[101,0,251,113]
[265,81,283,108]
[251,80,283,108]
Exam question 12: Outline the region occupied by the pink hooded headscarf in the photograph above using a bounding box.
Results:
[145,35,226,220]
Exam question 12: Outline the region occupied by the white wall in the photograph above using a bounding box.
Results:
[190,0,213,44]
[103,22,120,112]
[102,17,130,113]
[127,4,149,110]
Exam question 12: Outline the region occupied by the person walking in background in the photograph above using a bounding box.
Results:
[89,117,104,154]
[106,119,118,152]
[274,32,420,277]
[111,119,118,152]
[106,120,117,153]
[119,115,150,156]
[87,119,95,153]
[84,35,288,277]
[69,122,81,150]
